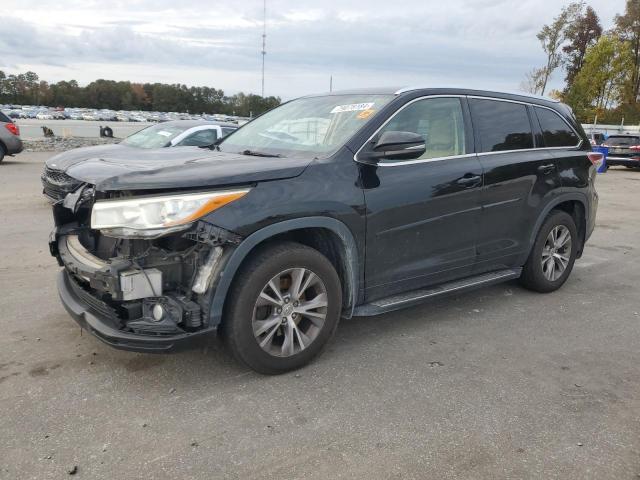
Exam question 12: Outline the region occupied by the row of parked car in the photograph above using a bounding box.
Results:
[0,104,247,124]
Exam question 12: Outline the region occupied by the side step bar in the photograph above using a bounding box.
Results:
[353,268,522,317]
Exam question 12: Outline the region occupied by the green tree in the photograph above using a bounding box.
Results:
[566,35,631,119]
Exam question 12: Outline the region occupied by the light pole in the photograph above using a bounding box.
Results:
[261,0,266,98]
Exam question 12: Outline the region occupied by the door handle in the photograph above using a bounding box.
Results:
[457,174,482,187]
[538,163,555,175]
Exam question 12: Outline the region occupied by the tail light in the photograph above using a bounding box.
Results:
[587,152,604,169]
[630,145,640,151]
[5,122,19,136]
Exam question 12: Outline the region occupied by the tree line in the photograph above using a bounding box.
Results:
[524,0,640,124]
[0,71,281,117]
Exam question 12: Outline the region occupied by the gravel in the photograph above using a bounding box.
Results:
[23,137,119,152]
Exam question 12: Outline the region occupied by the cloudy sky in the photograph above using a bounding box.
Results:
[0,0,625,99]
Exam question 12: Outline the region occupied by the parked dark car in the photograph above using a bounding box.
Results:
[48,87,600,373]
[41,120,238,201]
[601,134,640,168]
[0,110,23,163]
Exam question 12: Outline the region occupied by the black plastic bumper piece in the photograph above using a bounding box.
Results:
[606,156,640,167]
[57,270,216,353]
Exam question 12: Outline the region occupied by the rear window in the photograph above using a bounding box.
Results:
[535,107,579,147]
[605,136,640,147]
[0,111,11,123]
[469,99,533,152]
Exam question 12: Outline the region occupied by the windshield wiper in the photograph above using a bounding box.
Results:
[241,149,282,158]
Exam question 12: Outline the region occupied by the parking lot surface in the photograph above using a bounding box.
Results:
[16,119,145,140]
[1,152,639,479]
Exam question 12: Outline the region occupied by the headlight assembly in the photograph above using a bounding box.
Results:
[91,189,249,238]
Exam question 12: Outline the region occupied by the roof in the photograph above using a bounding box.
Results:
[305,86,561,105]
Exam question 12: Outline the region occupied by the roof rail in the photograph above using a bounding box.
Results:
[394,86,560,103]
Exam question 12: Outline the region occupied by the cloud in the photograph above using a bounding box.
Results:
[0,0,626,98]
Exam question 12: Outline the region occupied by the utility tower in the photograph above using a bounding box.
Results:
[261,0,266,97]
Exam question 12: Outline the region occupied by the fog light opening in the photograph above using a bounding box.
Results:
[152,304,165,322]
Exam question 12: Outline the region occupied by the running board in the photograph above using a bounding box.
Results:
[353,268,522,316]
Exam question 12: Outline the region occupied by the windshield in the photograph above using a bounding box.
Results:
[121,123,190,149]
[604,136,640,147]
[219,94,394,158]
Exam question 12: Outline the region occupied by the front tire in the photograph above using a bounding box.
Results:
[222,241,342,374]
[520,210,578,293]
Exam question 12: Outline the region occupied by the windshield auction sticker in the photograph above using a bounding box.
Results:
[330,102,375,114]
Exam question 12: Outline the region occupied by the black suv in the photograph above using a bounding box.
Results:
[49,88,599,373]
[601,134,640,168]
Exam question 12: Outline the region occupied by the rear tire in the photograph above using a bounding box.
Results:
[222,241,342,374]
[520,210,578,293]
[0,144,5,163]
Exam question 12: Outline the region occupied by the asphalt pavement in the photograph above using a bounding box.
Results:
[1,152,639,479]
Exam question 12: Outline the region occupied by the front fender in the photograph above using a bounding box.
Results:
[208,216,359,327]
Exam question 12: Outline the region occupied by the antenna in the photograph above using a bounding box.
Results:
[261,0,266,97]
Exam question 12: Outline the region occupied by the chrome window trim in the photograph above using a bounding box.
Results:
[353,94,583,167]
[378,153,477,167]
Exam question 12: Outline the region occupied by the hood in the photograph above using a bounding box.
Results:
[47,144,312,191]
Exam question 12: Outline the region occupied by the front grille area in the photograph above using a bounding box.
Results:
[41,167,81,201]
[67,273,119,321]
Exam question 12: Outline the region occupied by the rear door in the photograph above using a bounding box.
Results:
[361,96,483,301]
[469,97,561,273]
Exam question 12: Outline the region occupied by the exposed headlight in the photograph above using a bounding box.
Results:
[91,189,249,238]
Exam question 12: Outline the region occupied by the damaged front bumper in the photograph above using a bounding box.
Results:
[50,222,240,353]
[57,270,214,352]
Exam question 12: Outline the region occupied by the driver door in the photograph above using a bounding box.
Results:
[360,96,484,301]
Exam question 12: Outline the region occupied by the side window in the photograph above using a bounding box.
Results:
[176,129,217,147]
[535,107,580,147]
[469,99,533,152]
[379,97,466,160]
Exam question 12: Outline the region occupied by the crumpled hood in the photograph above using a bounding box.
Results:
[46,144,312,191]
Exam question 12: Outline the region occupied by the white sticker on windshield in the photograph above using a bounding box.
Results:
[330,102,375,114]
[156,131,172,137]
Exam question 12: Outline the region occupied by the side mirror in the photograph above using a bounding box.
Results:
[363,131,426,163]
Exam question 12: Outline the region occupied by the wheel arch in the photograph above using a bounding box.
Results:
[209,217,359,327]
[525,193,589,262]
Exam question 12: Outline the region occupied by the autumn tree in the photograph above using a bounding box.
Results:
[563,5,602,89]
[520,67,546,94]
[536,1,583,95]
[615,0,640,103]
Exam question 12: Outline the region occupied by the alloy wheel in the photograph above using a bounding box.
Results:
[541,225,572,281]
[252,268,328,357]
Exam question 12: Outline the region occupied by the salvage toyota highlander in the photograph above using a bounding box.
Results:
[48,87,600,374]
